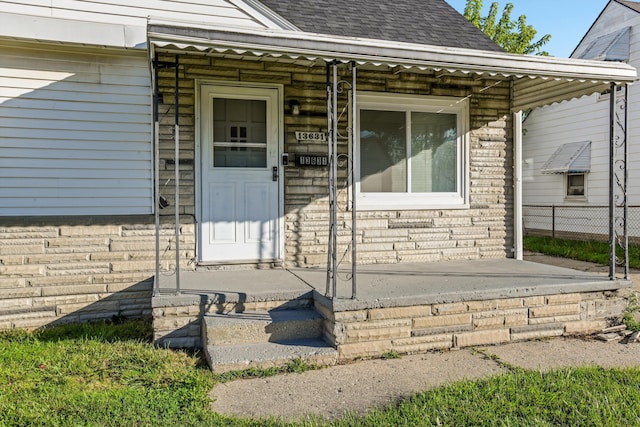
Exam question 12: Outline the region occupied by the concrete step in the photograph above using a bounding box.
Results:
[205,338,338,373]
[202,308,324,346]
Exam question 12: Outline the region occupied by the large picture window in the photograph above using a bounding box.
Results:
[356,93,468,209]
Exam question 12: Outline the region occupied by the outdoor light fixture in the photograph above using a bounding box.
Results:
[289,99,300,115]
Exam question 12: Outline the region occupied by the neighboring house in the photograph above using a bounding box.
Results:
[0,0,636,362]
[523,0,640,239]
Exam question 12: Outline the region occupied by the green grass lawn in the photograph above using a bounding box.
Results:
[2,320,640,426]
[524,235,640,269]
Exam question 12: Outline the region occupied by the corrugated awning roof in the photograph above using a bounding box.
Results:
[147,21,637,112]
[541,141,592,174]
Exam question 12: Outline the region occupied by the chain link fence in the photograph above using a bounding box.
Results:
[523,205,640,242]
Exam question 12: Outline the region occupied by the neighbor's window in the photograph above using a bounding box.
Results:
[566,173,586,198]
[356,93,468,209]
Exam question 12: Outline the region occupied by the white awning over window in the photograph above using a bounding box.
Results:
[576,27,631,62]
[541,141,591,174]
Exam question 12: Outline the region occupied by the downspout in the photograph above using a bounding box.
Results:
[513,110,523,260]
[511,80,523,260]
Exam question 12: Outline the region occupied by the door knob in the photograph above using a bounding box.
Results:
[272,166,278,181]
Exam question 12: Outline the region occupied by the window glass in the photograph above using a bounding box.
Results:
[359,110,458,194]
[356,93,467,210]
[360,110,406,192]
[567,174,585,197]
[213,98,266,168]
[411,112,457,193]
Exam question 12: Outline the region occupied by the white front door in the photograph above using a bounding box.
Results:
[199,84,281,263]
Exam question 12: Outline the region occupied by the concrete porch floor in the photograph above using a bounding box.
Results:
[152,256,634,363]
[156,258,632,308]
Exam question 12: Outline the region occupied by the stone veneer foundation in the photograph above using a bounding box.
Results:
[0,221,195,330]
[152,289,628,358]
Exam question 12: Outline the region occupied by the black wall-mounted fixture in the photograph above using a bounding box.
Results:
[289,99,300,115]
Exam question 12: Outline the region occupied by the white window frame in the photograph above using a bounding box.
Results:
[565,173,588,201]
[355,92,469,210]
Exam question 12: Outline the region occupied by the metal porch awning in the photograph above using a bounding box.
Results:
[147,19,637,111]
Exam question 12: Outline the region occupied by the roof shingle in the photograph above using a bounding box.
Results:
[256,0,503,52]
[616,0,640,13]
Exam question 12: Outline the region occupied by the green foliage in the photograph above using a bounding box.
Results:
[623,293,640,332]
[334,367,640,426]
[0,321,229,427]
[4,321,640,426]
[381,350,401,360]
[35,318,154,343]
[213,358,318,383]
[463,0,551,55]
[523,236,640,269]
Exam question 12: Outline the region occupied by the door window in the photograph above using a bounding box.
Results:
[213,98,267,168]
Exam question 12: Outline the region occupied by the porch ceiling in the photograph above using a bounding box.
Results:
[147,20,637,112]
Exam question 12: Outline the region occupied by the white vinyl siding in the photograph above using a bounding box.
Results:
[0,0,286,48]
[0,43,152,216]
[523,94,606,205]
[523,1,640,207]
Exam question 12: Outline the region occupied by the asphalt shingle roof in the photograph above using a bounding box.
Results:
[256,0,503,52]
[617,0,640,13]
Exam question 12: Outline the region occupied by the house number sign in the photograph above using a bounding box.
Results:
[295,131,327,142]
[296,154,328,167]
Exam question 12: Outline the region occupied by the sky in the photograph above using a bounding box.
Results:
[445,0,610,57]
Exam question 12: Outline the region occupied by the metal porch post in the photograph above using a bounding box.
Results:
[174,56,181,294]
[351,62,357,299]
[609,83,615,280]
[330,62,339,298]
[609,82,630,280]
[153,57,161,297]
[325,63,334,297]
[151,56,181,295]
[325,61,358,299]
[623,84,629,279]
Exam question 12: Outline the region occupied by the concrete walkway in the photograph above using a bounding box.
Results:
[210,337,640,421]
[209,254,640,422]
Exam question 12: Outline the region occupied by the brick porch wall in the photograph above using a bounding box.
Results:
[152,289,628,354]
[315,291,627,359]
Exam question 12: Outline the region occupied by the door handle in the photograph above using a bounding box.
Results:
[272,166,278,182]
